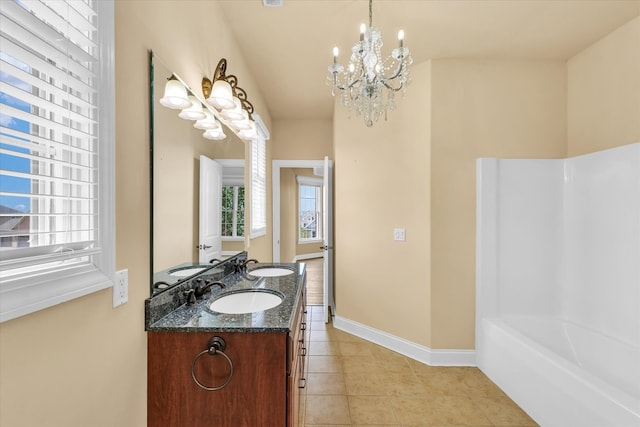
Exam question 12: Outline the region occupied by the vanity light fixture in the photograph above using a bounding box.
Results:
[159,59,262,141]
[327,0,412,127]
[203,127,226,141]
[159,75,191,109]
[178,95,207,121]
[193,110,220,130]
[202,58,256,138]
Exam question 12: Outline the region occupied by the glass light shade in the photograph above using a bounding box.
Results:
[203,128,226,140]
[159,79,191,109]
[193,110,220,130]
[237,120,257,140]
[178,95,207,120]
[220,97,245,121]
[206,80,235,110]
[229,110,251,130]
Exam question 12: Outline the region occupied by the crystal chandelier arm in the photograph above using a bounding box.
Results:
[380,66,407,92]
[382,79,405,92]
[330,70,363,92]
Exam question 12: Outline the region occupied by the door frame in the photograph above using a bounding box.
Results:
[272,159,328,262]
[272,158,335,319]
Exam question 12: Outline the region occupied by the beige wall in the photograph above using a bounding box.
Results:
[0,2,270,426]
[568,16,640,155]
[333,59,566,349]
[272,119,333,160]
[334,60,432,347]
[429,59,567,348]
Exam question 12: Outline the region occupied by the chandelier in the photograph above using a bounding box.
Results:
[327,0,412,127]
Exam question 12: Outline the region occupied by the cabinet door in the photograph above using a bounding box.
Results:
[287,290,307,427]
[148,332,287,427]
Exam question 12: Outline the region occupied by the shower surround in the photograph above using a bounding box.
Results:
[476,143,640,426]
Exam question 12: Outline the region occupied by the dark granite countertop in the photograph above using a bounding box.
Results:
[146,262,306,333]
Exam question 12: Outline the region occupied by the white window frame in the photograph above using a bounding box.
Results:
[218,159,245,242]
[249,135,267,238]
[0,0,115,322]
[221,185,244,241]
[297,175,323,243]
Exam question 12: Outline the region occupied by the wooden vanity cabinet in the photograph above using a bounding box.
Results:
[147,289,306,427]
[287,287,307,427]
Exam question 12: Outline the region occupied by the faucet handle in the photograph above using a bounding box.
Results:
[183,289,197,306]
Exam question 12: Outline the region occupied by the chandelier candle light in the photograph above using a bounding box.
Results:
[328,0,412,127]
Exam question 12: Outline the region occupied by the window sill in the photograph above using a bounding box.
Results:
[222,237,244,242]
[298,239,322,245]
[1,265,113,323]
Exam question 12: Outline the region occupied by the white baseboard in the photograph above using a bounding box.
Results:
[333,315,476,367]
[293,252,323,262]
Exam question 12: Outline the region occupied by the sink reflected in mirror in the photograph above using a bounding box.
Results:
[209,289,285,314]
[247,267,294,277]
[169,267,207,277]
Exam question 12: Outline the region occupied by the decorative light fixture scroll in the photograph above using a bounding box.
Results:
[202,58,257,140]
[327,0,412,127]
[158,58,258,141]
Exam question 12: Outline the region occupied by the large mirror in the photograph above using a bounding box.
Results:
[150,52,248,295]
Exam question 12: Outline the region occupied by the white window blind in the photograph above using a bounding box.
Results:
[0,0,115,322]
[250,136,266,237]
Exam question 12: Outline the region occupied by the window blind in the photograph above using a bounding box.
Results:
[0,0,114,322]
[250,136,266,237]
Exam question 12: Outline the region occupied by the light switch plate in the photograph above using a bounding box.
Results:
[393,228,406,241]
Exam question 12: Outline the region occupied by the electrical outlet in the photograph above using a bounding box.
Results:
[393,228,406,241]
[113,269,129,308]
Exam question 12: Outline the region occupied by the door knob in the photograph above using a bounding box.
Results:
[197,244,212,250]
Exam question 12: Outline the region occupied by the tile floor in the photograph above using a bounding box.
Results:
[300,305,539,427]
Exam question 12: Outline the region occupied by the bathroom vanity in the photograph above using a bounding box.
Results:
[145,254,307,427]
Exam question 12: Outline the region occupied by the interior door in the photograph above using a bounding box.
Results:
[322,156,335,323]
[199,155,222,264]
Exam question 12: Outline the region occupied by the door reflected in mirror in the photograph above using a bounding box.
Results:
[150,52,248,295]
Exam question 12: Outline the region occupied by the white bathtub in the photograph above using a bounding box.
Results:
[476,144,640,427]
[477,317,640,427]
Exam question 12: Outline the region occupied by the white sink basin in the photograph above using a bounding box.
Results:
[169,267,206,277]
[248,267,294,277]
[209,290,284,314]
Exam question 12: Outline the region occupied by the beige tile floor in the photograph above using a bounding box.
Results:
[300,305,539,427]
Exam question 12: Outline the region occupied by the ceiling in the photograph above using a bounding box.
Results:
[217,0,640,121]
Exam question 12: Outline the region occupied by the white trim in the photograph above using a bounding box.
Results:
[296,175,323,186]
[222,236,244,242]
[334,315,476,367]
[297,239,322,245]
[1,267,111,322]
[0,0,115,322]
[250,137,267,238]
[253,113,270,140]
[293,252,323,262]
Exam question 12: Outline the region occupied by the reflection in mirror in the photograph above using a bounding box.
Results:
[150,52,248,296]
